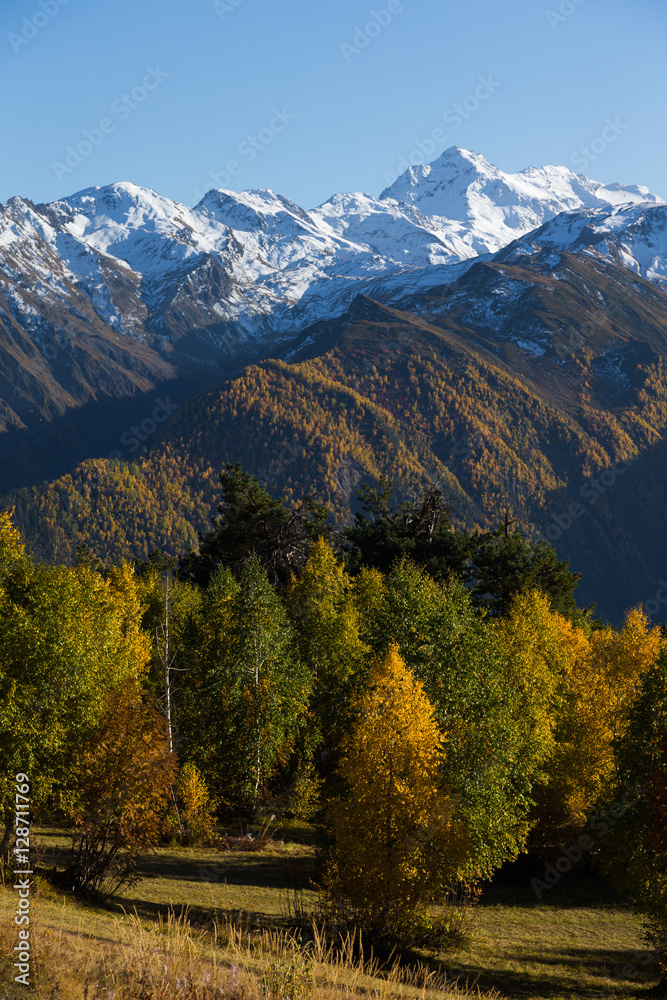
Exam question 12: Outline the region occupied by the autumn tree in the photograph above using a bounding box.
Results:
[0,518,150,854]
[352,561,558,878]
[323,645,463,938]
[65,679,176,898]
[536,606,662,841]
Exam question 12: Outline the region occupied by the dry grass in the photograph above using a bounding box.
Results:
[0,827,660,1000]
[0,895,493,1000]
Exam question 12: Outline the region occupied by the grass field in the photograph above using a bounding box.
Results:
[0,824,660,1000]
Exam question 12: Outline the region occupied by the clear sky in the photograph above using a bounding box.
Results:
[2,0,666,210]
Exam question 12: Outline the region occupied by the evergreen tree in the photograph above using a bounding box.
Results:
[179,463,331,588]
[345,477,470,578]
[470,525,582,617]
[346,480,582,617]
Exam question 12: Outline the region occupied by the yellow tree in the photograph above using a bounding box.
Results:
[495,591,577,778]
[323,644,463,936]
[547,606,663,831]
[0,522,151,852]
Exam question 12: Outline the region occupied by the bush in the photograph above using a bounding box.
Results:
[168,762,217,846]
[63,680,176,898]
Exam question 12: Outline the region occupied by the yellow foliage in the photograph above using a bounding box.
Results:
[323,644,463,930]
[550,606,664,828]
[0,508,26,568]
[495,590,575,770]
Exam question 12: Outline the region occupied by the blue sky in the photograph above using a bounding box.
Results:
[2,0,666,209]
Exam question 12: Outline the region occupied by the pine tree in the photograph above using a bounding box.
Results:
[179,463,330,587]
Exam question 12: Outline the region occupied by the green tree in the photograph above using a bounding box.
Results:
[184,558,311,813]
[346,482,581,617]
[179,463,330,588]
[286,538,369,751]
[345,478,470,579]
[469,522,582,618]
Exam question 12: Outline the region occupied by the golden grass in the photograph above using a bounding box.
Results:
[0,894,494,1000]
[0,828,659,1000]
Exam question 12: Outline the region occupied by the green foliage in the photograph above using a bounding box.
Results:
[285,538,369,750]
[469,527,582,618]
[182,557,311,814]
[180,463,330,588]
[347,484,581,618]
[345,478,468,578]
[597,652,667,970]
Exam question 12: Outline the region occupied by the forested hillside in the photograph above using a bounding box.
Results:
[7,253,667,623]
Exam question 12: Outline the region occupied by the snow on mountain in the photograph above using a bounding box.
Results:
[380,146,664,256]
[500,203,667,286]
[1,149,665,356]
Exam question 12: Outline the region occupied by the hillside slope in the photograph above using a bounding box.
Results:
[7,247,667,623]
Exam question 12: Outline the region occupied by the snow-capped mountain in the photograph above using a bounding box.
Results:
[379,146,663,257]
[2,144,667,450]
[499,202,667,286]
[1,147,664,361]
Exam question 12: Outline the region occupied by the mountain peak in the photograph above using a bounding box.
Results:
[379,147,664,254]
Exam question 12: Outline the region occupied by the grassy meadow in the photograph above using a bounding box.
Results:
[0,824,658,1000]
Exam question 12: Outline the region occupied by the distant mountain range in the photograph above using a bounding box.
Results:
[3,147,667,623]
